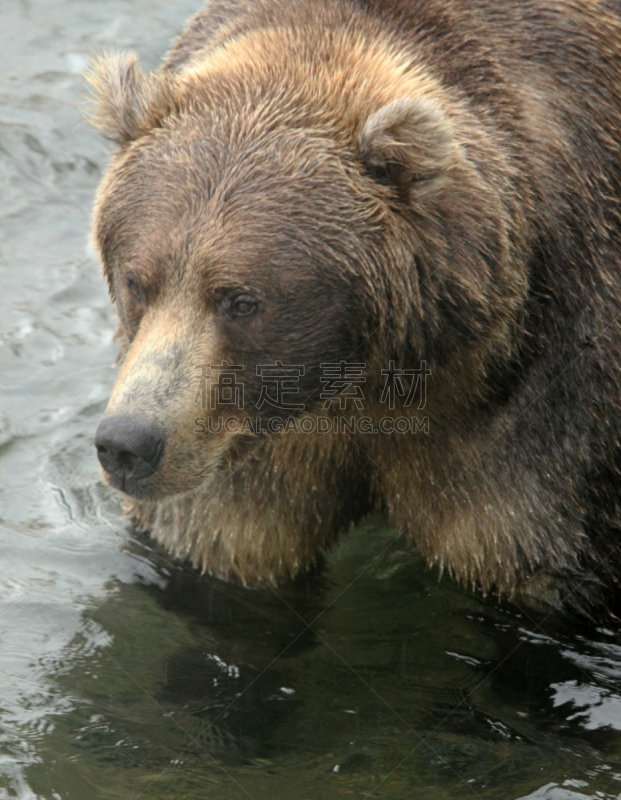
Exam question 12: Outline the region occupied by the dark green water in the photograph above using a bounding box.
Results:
[1,1,621,798]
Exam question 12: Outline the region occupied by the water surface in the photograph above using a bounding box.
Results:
[1,1,621,798]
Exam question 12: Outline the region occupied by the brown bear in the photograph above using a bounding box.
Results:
[88,0,621,615]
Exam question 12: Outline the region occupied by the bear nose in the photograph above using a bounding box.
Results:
[95,415,165,488]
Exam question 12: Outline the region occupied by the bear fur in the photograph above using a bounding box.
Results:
[88,0,621,615]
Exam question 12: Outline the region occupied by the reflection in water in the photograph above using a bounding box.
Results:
[8,511,621,799]
[1,1,621,799]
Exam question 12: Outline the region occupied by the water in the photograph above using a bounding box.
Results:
[1,1,620,797]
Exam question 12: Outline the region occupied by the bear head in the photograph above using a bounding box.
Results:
[87,27,525,502]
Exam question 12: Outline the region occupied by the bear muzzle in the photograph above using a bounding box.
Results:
[95,414,166,496]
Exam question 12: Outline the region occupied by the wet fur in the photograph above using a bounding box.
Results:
[88,0,621,614]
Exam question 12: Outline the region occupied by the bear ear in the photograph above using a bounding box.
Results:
[358,96,458,200]
[84,52,178,145]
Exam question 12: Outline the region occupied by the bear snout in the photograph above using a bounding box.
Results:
[95,415,165,495]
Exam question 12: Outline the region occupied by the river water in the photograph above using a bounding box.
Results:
[0,1,620,798]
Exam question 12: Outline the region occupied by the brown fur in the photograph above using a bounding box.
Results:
[88,0,621,614]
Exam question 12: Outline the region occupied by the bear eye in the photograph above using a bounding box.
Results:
[227,293,260,318]
[126,271,146,303]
